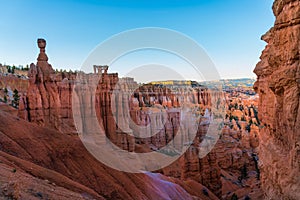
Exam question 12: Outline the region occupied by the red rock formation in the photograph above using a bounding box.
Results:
[0,74,29,94]
[16,38,264,199]
[254,0,300,199]
[127,83,224,196]
[1,109,222,200]
[19,40,139,151]
[18,61,76,133]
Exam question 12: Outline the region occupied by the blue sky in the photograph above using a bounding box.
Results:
[0,0,274,80]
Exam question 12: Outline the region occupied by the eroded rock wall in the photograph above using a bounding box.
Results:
[254,0,300,198]
[17,38,263,199]
[18,63,77,134]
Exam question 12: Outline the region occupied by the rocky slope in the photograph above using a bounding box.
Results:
[0,109,220,200]
[254,0,300,199]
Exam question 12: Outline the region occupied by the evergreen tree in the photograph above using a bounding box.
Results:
[7,66,11,73]
[231,193,238,200]
[12,65,15,74]
[234,103,238,109]
[12,89,19,108]
[3,88,8,103]
[241,164,248,179]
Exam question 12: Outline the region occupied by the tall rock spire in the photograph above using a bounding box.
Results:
[36,38,54,78]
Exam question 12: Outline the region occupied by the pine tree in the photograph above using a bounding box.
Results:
[3,88,8,103]
[241,164,248,179]
[7,66,11,73]
[12,65,15,74]
[12,89,20,108]
[231,193,238,200]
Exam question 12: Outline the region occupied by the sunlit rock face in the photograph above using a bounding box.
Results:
[18,38,77,133]
[254,0,300,199]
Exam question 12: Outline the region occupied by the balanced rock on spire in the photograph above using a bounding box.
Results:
[36,38,54,77]
[37,38,48,62]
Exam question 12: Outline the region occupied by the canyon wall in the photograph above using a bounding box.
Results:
[18,38,225,195]
[17,38,263,199]
[254,0,300,199]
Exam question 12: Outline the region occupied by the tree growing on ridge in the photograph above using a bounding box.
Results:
[12,65,15,74]
[7,66,11,73]
[12,89,19,108]
[3,87,8,103]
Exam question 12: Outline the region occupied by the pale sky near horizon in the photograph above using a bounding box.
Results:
[0,0,274,81]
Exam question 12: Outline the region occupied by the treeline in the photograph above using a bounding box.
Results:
[5,64,30,74]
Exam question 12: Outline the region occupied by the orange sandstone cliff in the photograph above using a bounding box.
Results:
[254,0,300,199]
